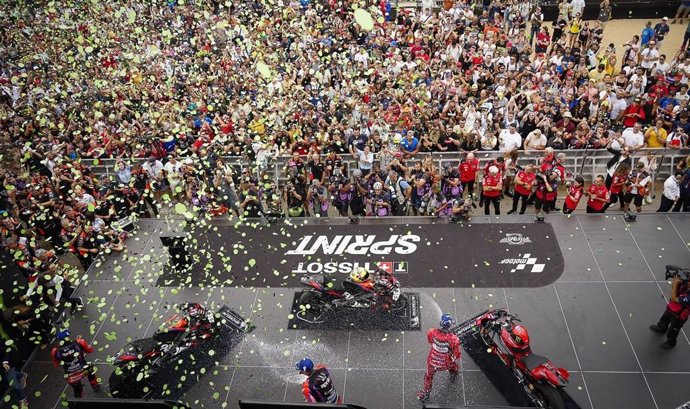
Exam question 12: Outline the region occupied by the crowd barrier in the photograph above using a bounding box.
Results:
[91,148,689,187]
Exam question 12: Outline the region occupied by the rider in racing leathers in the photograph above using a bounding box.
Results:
[296,358,342,403]
[417,313,461,401]
[343,267,399,307]
[650,275,690,349]
[51,330,100,397]
[500,323,532,361]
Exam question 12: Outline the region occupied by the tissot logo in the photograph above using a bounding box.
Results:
[285,234,420,256]
[500,233,533,246]
[292,261,408,274]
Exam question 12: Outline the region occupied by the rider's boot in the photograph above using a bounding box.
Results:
[650,308,674,333]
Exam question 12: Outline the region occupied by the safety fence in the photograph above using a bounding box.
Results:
[91,148,689,186]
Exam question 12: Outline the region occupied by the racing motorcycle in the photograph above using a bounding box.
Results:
[110,303,250,398]
[296,267,405,323]
[469,308,569,409]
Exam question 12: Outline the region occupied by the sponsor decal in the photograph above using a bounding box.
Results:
[409,293,420,328]
[499,253,545,273]
[291,261,408,275]
[500,233,532,246]
[285,234,420,256]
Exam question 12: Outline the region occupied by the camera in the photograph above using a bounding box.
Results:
[388,185,397,200]
[665,265,690,281]
[419,198,429,213]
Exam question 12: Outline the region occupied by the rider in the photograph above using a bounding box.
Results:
[343,267,398,305]
[156,303,212,344]
[51,330,100,398]
[650,274,690,349]
[500,323,532,361]
[417,314,461,402]
[296,358,342,403]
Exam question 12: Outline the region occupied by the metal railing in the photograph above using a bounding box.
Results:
[91,148,689,186]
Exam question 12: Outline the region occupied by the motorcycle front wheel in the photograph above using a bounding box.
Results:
[296,291,328,323]
[389,293,407,311]
[533,382,566,409]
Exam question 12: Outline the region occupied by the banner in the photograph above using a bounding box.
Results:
[157,223,564,288]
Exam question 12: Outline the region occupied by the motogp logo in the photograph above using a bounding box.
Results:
[499,253,545,273]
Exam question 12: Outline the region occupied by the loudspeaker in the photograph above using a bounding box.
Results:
[161,235,189,270]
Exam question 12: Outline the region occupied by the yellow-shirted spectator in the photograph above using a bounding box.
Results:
[249,117,266,135]
[589,64,607,82]
[645,120,668,148]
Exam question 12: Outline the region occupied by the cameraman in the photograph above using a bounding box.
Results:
[442,165,463,200]
[368,182,393,217]
[650,268,690,349]
[349,169,369,217]
[534,168,560,219]
[410,173,432,215]
[385,170,412,216]
[307,179,329,217]
[329,167,351,217]
[284,178,306,218]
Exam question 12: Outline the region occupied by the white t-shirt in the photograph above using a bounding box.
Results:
[498,129,522,152]
[640,48,659,69]
[622,128,644,148]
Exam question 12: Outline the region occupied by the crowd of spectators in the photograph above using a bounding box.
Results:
[0,2,690,406]
[3,0,690,359]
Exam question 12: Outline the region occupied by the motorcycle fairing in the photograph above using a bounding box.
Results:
[530,365,562,387]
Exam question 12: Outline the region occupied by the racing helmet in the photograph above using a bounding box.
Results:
[57,329,71,341]
[373,182,383,190]
[350,267,370,283]
[511,324,530,345]
[185,303,206,318]
[296,358,314,373]
[440,313,455,330]
[679,293,690,307]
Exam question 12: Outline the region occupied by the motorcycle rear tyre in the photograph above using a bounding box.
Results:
[534,382,566,409]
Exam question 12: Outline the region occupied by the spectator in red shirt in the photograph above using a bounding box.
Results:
[459,153,479,199]
[482,166,502,215]
[508,164,536,215]
[563,176,585,214]
[622,97,646,128]
[586,175,611,213]
[606,164,631,211]
[534,169,560,219]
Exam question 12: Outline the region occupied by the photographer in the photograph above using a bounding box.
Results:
[428,183,453,217]
[284,177,306,218]
[385,170,412,216]
[650,267,690,349]
[410,173,432,216]
[307,179,330,217]
[367,182,392,217]
[329,167,351,217]
[349,169,369,217]
[441,165,463,201]
[534,168,560,220]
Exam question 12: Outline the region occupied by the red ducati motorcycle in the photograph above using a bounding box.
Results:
[110,303,250,398]
[473,308,570,409]
[296,267,405,323]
